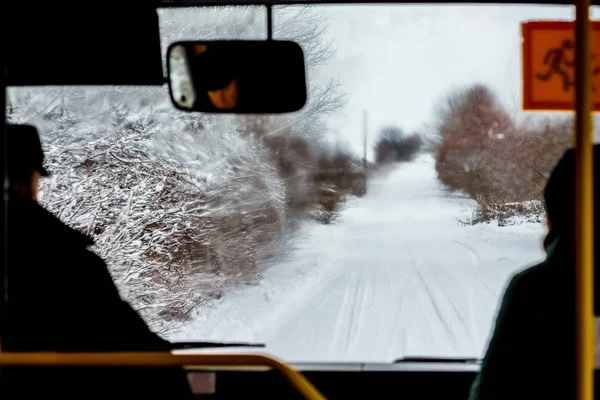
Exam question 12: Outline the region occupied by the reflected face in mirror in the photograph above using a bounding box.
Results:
[189,45,241,110]
[208,78,239,109]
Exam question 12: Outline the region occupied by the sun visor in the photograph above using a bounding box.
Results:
[5,3,165,86]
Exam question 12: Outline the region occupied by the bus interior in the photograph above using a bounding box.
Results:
[2,0,598,399]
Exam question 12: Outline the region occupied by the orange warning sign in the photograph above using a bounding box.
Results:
[522,21,600,111]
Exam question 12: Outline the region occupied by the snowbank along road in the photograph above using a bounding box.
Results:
[171,155,547,362]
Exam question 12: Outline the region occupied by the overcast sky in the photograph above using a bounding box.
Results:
[305,4,598,158]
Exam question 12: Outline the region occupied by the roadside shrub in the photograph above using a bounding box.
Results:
[261,129,366,224]
[434,84,572,222]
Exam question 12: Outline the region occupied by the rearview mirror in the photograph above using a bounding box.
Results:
[167,40,307,114]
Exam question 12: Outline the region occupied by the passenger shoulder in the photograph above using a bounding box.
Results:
[504,262,547,293]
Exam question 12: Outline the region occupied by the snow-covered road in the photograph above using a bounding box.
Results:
[170,155,547,362]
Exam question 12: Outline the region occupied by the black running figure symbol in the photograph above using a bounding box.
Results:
[536,39,600,92]
[536,39,575,92]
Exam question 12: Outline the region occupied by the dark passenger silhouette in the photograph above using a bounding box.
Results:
[468,145,600,400]
[0,124,193,399]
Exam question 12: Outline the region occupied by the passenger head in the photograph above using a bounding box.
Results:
[190,46,239,109]
[543,144,600,247]
[5,124,49,202]
[207,79,239,109]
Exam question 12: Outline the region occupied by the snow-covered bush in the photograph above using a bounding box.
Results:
[433,84,572,223]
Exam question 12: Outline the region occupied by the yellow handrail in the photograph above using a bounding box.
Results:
[0,352,326,400]
[574,0,595,399]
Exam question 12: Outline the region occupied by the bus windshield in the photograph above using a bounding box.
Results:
[6,3,598,363]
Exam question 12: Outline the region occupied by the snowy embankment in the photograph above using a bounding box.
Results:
[169,154,546,363]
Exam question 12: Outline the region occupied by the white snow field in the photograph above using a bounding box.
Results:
[170,155,547,363]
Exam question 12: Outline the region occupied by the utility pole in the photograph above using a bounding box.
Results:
[363,109,368,195]
[363,110,367,170]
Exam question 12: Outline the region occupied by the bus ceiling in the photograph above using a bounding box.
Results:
[159,0,600,5]
[5,2,164,86]
[5,0,600,87]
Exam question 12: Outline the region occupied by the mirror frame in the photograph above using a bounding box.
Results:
[165,40,307,114]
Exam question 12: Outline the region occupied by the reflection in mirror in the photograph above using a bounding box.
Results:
[167,40,307,114]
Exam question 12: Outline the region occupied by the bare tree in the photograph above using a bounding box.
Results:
[272,5,347,140]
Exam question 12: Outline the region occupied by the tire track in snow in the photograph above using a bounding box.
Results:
[341,271,360,354]
[346,271,366,354]
[385,244,418,357]
[427,263,477,348]
[329,268,356,357]
[416,269,459,348]
[453,240,481,269]
[387,267,415,359]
